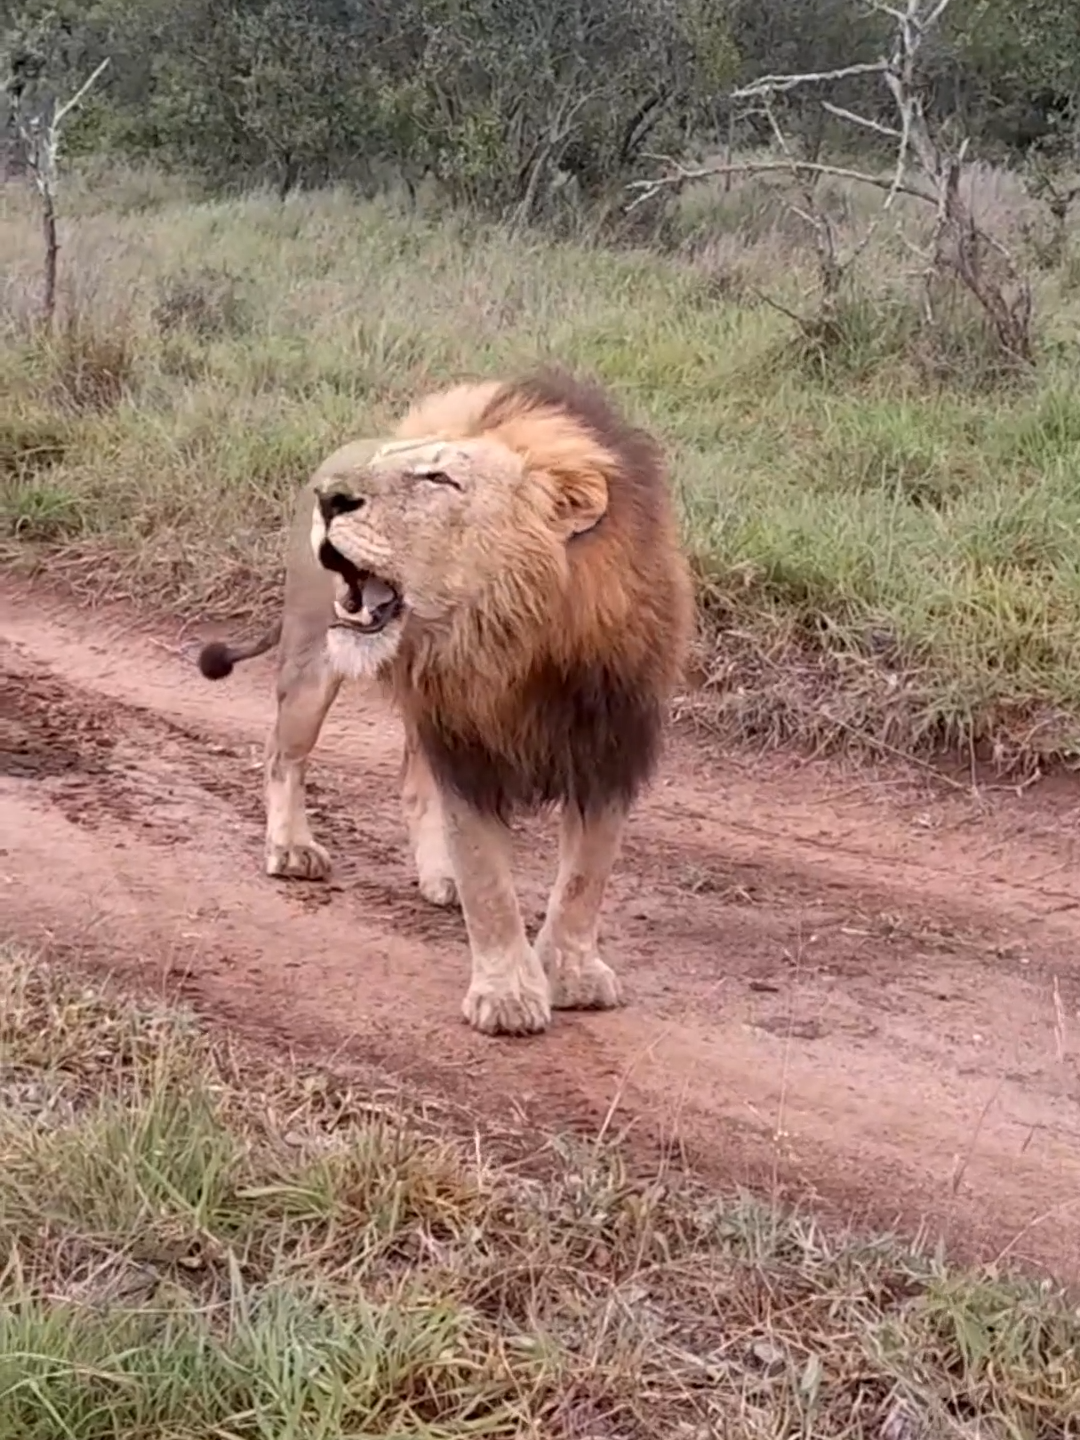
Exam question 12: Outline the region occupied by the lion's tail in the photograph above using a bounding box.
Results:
[197,621,282,680]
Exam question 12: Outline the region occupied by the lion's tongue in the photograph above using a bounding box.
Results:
[355,576,399,626]
[361,576,397,612]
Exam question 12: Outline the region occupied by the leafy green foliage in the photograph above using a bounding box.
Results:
[4,0,1078,213]
[2,0,739,214]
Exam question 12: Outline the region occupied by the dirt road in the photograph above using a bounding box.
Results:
[2,578,1079,1277]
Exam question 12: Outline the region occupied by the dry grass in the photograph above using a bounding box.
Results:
[2,939,1079,1439]
[4,163,1080,770]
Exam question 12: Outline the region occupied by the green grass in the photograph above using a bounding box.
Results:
[2,940,1079,1438]
[5,165,1080,767]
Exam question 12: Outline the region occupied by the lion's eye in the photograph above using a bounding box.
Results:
[416,470,462,491]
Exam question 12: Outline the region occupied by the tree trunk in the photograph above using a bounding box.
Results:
[41,182,59,327]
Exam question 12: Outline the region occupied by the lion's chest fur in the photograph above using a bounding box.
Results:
[399,646,665,822]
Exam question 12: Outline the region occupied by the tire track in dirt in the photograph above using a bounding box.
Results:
[2,579,1079,1277]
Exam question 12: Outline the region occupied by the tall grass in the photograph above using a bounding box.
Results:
[4,163,1080,767]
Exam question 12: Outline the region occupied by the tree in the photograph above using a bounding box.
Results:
[2,8,110,323]
[632,0,1035,367]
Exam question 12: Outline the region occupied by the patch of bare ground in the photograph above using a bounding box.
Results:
[2,577,1079,1278]
[3,578,1080,1433]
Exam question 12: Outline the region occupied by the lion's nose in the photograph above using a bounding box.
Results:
[317,486,365,523]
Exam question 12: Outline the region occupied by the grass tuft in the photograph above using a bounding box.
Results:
[152,265,253,340]
[1,942,1079,1438]
[46,312,138,414]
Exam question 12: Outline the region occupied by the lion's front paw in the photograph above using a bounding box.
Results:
[462,966,552,1037]
[265,840,332,881]
[537,934,624,1011]
[550,958,623,1011]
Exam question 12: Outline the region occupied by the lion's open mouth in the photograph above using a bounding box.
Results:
[319,540,404,636]
[333,572,403,634]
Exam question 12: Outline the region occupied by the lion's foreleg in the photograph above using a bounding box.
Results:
[535,802,627,1011]
[441,791,552,1036]
[400,724,458,908]
[264,652,341,880]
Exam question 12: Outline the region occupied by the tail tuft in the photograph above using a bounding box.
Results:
[197,641,235,680]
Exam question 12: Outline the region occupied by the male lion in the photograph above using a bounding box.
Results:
[197,369,694,1037]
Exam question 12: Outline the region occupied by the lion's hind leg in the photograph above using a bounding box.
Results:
[264,648,341,880]
[535,802,627,1011]
[400,722,459,908]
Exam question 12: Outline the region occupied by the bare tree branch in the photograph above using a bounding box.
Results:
[731,61,888,99]
[1020,146,1080,267]
[627,157,933,211]
[510,86,599,232]
[820,101,901,141]
[52,58,112,130]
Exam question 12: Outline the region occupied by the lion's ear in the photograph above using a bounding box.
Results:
[553,467,608,539]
